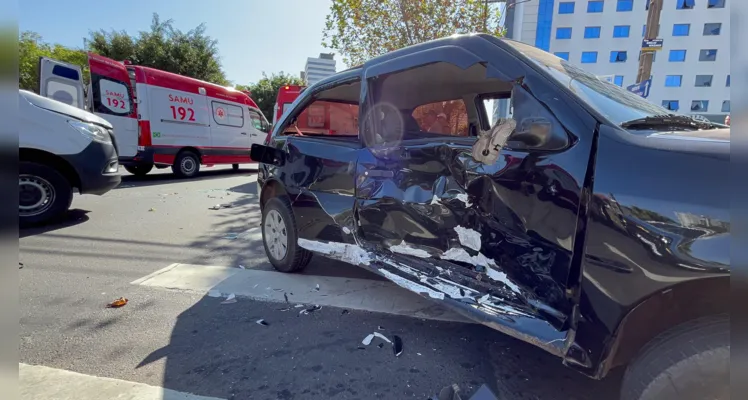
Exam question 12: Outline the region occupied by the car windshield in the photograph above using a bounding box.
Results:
[504,40,673,125]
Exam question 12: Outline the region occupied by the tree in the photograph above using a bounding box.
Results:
[87,13,229,85]
[237,72,304,121]
[19,31,88,91]
[323,0,505,66]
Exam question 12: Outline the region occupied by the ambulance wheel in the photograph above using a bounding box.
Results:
[232,164,240,171]
[19,161,73,226]
[124,164,152,177]
[172,151,200,178]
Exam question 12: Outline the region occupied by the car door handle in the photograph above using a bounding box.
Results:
[250,133,258,136]
[364,170,394,178]
[240,132,247,135]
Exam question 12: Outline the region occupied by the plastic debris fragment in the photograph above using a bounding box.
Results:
[362,334,375,346]
[294,304,305,308]
[107,297,128,308]
[210,204,222,210]
[299,305,321,315]
[373,332,391,343]
[208,290,222,298]
[256,319,269,326]
[315,284,320,291]
[148,208,156,212]
[221,293,237,304]
[392,335,403,357]
[238,264,246,269]
[341,309,349,315]
[284,293,289,303]
[377,343,384,349]
[377,325,385,330]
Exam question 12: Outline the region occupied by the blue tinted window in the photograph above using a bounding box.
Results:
[703,23,721,35]
[554,52,570,60]
[662,100,679,111]
[613,26,630,37]
[726,75,730,87]
[677,0,695,9]
[534,0,554,51]
[614,75,624,86]
[669,50,687,61]
[617,0,633,11]
[584,26,601,38]
[52,65,80,81]
[672,24,690,36]
[691,100,709,112]
[556,27,573,39]
[587,1,604,12]
[708,0,725,8]
[610,51,628,62]
[559,2,575,13]
[665,75,682,87]
[581,51,598,63]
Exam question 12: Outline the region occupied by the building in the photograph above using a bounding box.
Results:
[503,0,730,121]
[303,53,337,86]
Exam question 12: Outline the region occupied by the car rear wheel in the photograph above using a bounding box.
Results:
[124,164,153,176]
[261,196,312,273]
[172,151,200,178]
[19,161,73,226]
[621,315,729,400]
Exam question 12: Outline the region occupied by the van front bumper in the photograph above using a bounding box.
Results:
[62,141,121,195]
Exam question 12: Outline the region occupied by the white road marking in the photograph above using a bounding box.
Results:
[19,363,225,400]
[132,263,470,323]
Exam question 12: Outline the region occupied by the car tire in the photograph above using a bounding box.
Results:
[172,150,200,178]
[124,164,153,176]
[232,163,240,171]
[261,196,312,273]
[621,314,729,400]
[19,161,73,226]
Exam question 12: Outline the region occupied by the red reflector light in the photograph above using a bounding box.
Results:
[284,86,289,90]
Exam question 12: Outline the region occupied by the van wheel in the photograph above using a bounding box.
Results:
[124,164,153,176]
[19,161,73,226]
[232,164,240,171]
[261,196,312,273]
[621,315,729,400]
[172,151,200,178]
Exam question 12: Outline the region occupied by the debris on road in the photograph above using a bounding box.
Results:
[284,293,289,303]
[208,290,222,298]
[210,204,222,210]
[362,331,392,346]
[377,343,384,349]
[256,319,269,326]
[377,325,385,330]
[107,297,128,308]
[221,293,237,304]
[357,346,366,350]
[315,284,320,291]
[19,263,23,269]
[239,264,246,269]
[294,304,304,308]
[278,307,291,312]
[341,309,349,315]
[148,208,156,212]
[393,335,403,357]
[299,305,321,315]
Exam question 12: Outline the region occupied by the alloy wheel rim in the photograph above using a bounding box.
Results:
[264,209,288,260]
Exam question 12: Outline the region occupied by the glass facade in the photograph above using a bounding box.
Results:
[535,0,555,51]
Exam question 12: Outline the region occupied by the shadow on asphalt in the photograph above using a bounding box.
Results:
[136,295,623,400]
[19,209,90,238]
[116,168,258,189]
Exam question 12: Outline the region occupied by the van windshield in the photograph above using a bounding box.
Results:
[504,40,671,125]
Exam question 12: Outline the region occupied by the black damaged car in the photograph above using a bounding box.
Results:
[252,34,730,400]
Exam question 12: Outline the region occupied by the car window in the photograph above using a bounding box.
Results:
[411,100,469,136]
[283,100,360,137]
[248,108,266,132]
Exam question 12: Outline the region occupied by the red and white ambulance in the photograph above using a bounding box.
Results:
[38,53,271,178]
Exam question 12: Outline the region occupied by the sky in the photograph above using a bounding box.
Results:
[19,0,342,86]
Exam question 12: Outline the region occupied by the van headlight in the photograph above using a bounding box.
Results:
[68,121,112,144]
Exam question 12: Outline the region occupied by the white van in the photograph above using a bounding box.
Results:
[19,89,121,225]
[38,54,271,178]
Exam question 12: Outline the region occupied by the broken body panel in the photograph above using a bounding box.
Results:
[256,34,730,379]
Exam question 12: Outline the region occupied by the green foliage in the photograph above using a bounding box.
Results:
[88,13,228,85]
[237,72,304,121]
[323,0,505,66]
[18,31,88,91]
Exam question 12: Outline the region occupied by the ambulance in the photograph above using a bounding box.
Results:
[37,53,271,178]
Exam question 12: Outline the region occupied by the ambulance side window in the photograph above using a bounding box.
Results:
[91,75,133,116]
[212,101,244,127]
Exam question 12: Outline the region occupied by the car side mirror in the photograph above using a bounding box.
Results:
[250,144,286,166]
[507,117,568,150]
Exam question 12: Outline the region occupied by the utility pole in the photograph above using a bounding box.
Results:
[636,0,663,83]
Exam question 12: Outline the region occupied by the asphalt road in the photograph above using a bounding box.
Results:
[19,165,623,400]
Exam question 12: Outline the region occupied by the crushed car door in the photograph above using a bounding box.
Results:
[87,52,139,158]
[351,43,598,358]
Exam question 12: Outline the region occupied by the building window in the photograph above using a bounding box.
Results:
[691,100,709,112]
[554,52,570,60]
[610,51,628,63]
[556,27,573,39]
[703,23,721,35]
[708,0,726,8]
[669,50,687,62]
[677,0,695,9]
[581,51,598,63]
[662,100,680,111]
[699,49,718,61]
[617,0,633,11]
[613,25,630,37]
[614,75,624,86]
[587,1,604,12]
[695,75,713,87]
[559,2,575,13]
[584,26,601,38]
[672,24,690,36]
[726,75,731,87]
[722,100,730,113]
[665,75,683,87]
[535,0,554,51]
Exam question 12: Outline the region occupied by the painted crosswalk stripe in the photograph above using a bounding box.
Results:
[19,363,224,400]
[131,263,470,323]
